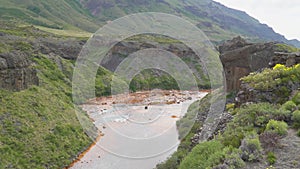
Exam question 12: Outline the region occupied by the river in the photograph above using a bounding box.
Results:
[71,90,207,169]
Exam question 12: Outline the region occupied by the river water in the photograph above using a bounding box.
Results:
[71,91,207,169]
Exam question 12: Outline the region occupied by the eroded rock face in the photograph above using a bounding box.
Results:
[101,41,200,71]
[269,52,300,67]
[0,52,39,91]
[100,39,209,88]
[219,36,276,92]
[0,29,85,91]
[33,38,84,60]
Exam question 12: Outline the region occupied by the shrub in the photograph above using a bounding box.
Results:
[292,92,300,105]
[297,130,300,137]
[292,110,300,129]
[179,140,224,169]
[231,103,277,128]
[265,120,288,136]
[267,152,277,165]
[226,103,235,111]
[220,123,250,148]
[239,132,262,162]
[281,100,297,112]
[259,131,280,151]
[222,147,245,169]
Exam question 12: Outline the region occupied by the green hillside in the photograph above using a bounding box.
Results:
[0,22,108,168]
[0,0,99,32]
[79,0,300,46]
[0,0,299,46]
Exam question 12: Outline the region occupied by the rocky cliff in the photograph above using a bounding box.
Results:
[0,26,84,91]
[101,35,210,88]
[219,36,276,92]
[0,52,38,91]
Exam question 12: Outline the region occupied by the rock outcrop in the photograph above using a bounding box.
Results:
[100,38,209,88]
[269,52,300,67]
[33,38,84,60]
[0,29,85,91]
[102,40,201,71]
[219,36,276,92]
[0,52,39,91]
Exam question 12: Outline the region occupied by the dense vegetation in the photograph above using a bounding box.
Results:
[0,56,93,168]
[157,63,300,169]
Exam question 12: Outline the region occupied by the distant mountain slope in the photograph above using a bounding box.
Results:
[0,0,299,47]
[78,0,300,47]
[0,0,99,32]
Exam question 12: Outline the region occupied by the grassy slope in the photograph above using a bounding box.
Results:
[0,0,99,32]
[0,23,113,168]
[0,56,93,169]
[1,0,297,46]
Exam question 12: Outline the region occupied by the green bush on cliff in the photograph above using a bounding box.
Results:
[179,140,245,169]
[220,102,290,148]
[292,110,300,129]
[239,132,262,162]
[281,100,297,112]
[292,92,300,105]
[265,120,288,136]
[241,64,300,91]
[178,140,225,169]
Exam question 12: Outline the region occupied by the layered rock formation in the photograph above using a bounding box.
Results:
[100,37,209,88]
[219,36,276,92]
[0,52,38,91]
[0,29,84,91]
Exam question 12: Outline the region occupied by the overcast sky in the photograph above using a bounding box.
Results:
[213,0,300,40]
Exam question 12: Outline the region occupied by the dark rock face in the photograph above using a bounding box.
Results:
[33,38,84,60]
[101,41,200,71]
[0,52,39,91]
[0,30,84,91]
[269,52,300,67]
[219,36,276,92]
[100,39,209,87]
